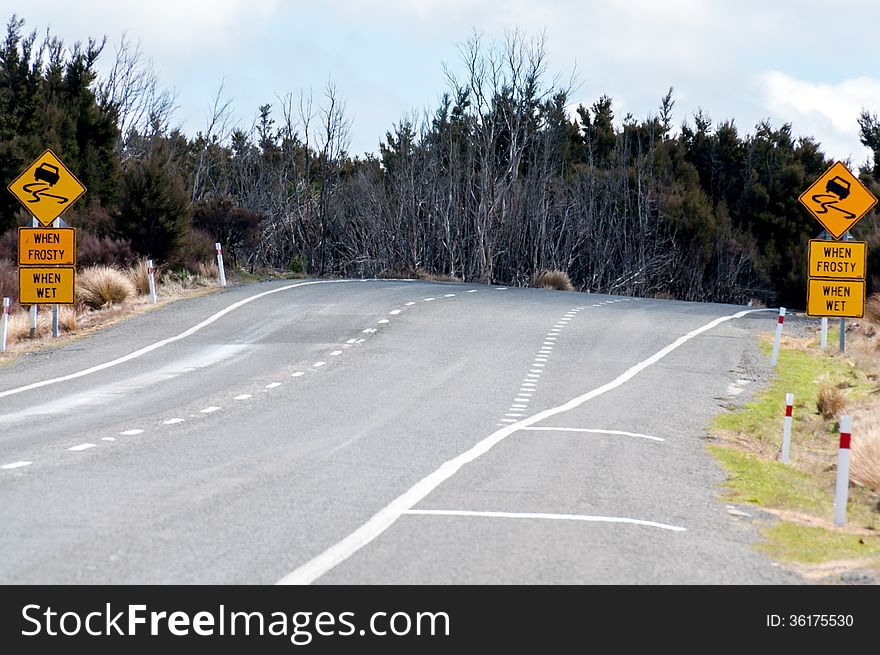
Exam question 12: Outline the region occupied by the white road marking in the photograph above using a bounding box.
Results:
[726,384,743,396]
[163,418,184,425]
[356,339,365,344]
[291,372,305,377]
[389,310,402,315]
[377,319,389,324]
[265,383,282,389]
[444,294,455,297]
[466,290,477,293]
[542,342,554,347]
[363,328,377,334]
[346,339,358,344]
[500,419,517,423]
[526,374,540,379]
[120,429,144,436]
[201,406,222,413]
[313,362,326,368]
[514,397,531,402]
[424,298,435,301]
[521,427,665,442]
[330,351,343,356]
[535,357,548,362]
[533,363,545,367]
[405,302,416,305]
[1,461,32,470]
[102,437,116,442]
[497,287,508,290]
[0,279,355,400]
[505,413,524,418]
[277,307,766,584]
[235,394,252,400]
[401,510,685,532]
[68,443,96,452]
[511,404,528,409]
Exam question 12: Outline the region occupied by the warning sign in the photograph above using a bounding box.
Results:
[18,266,76,305]
[7,149,86,226]
[798,162,877,240]
[18,227,76,266]
[806,278,864,318]
[807,239,866,280]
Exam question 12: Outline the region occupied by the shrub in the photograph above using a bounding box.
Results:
[77,232,138,268]
[816,386,847,421]
[76,266,136,309]
[532,269,575,291]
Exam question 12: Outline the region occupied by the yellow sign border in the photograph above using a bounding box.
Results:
[6,148,87,226]
[798,161,878,240]
[806,277,865,318]
[18,266,77,305]
[17,226,77,266]
[806,239,866,280]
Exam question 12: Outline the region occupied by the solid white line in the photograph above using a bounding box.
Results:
[1,461,32,470]
[400,510,685,532]
[330,351,343,356]
[201,406,222,413]
[235,394,252,400]
[291,372,305,377]
[276,306,765,585]
[163,418,184,425]
[520,427,665,442]
[389,310,402,315]
[0,279,354,400]
[265,382,282,389]
[313,362,326,368]
[68,443,96,452]
[120,429,144,436]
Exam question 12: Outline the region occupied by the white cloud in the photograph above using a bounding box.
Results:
[760,71,880,163]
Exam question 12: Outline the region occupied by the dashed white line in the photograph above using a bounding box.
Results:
[291,372,305,377]
[201,406,222,413]
[389,310,402,315]
[424,298,435,302]
[466,290,477,293]
[363,328,377,334]
[497,287,508,290]
[377,319,389,324]
[265,383,282,389]
[68,443,96,452]
[102,437,116,442]
[444,294,455,297]
[1,461,32,470]
[511,404,528,409]
[346,339,358,344]
[405,302,416,305]
[235,394,253,400]
[313,362,326,368]
[330,351,343,356]
[163,418,184,425]
[120,429,144,436]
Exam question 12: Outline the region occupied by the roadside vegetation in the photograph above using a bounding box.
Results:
[710,303,880,581]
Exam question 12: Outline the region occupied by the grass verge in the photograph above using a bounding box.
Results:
[709,325,880,581]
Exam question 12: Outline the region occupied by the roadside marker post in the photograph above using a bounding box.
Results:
[833,415,852,527]
[215,243,227,288]
[147,259,158,304]
[780,393,794,464]
[770,307,785,367]
[839,318,845,354]
[29,216,38,338]
[820,317,828,351]
[1,297,9,352]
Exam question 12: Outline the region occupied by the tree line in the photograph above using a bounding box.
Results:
[2,17,879,306]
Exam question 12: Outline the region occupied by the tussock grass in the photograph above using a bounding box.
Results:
[76,266,136,309]
[125,259,153,295]
[852,407,880,492]
[816,385,847,420]
[4,306,77,344]
[196,260,218,279]
[532,269,574,291]
[864,293,880,325]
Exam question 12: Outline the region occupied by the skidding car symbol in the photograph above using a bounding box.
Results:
[825,176,850,200]
[34,162,60,186]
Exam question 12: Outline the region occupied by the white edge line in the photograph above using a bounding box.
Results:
[276,307,769,585]
[520,427,665,442]
[0,279,355,399]
[1,461,32,470]
[401,509,685,532]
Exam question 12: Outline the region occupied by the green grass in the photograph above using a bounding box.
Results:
[712,338,872,443]
[757,523,880,564]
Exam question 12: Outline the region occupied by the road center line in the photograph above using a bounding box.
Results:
[1,461,32,470]
[401,509,685,532]
[68,443,96,452]
[277,307,767,585]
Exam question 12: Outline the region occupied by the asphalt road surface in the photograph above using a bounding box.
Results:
[0,279,799,584]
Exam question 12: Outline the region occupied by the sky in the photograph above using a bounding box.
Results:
[6,1,880,165]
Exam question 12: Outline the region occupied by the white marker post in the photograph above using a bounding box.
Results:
[820,317,828,351]
[51,217,63,337]
[833,416,852,527]
[147,259,158,304]
[780,393,794,464]
[770,307,785,367]
[215,243,227,288]
[839,318,845,354]
[1,297,9,352]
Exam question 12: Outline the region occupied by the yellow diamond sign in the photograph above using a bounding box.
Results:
[799,162,877,240]
[7,149,86,226]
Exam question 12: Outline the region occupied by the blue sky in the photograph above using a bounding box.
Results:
[7,1,880,165]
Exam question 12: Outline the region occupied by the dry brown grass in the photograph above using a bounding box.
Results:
[77,266,136,309]
[864,293,880,326]
[196,260,218,279]
[125,259,152,295]
[852,406,880,492]
[532,269,575,291]
[817,385,847,420]
[4,306,77,344]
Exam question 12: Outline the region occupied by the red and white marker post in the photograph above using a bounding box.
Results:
[833,415,852,527]
[215,243,227,288]
[147,259,158,304]
[1,297,9,352]
[780,393,794,464]
[770,307,786,367]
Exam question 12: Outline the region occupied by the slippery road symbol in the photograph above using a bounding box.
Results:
[21,163,69,204]
[810,175,857,221]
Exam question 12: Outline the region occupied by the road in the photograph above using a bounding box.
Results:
[0,279,799,584]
